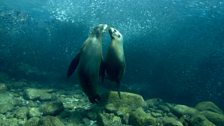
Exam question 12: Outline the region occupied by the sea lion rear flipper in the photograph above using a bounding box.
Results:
[99,61,106,82]
[67,52,80,77]
[116,80,121,99]
[89,94,101,104]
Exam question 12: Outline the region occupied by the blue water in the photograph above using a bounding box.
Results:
[0,0,224,108]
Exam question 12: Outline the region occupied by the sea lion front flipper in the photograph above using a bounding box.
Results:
[67,52,80,77]
[99,61,106,82]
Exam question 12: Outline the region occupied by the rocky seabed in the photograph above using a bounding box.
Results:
[0,81,224,126]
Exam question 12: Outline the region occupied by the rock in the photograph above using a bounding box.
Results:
[58,110,72,119]
[201,111,224,126]
[39,116,64,126]
[0,104,14,114]
[0,118,19,126]
[18,118,26,125]
[59,93,91,110]
[171,104,198,117]
[195,101,223,114]
[27,100,38,107]
[0,83,7,92]
[129,107,156,126]
[158,104,171,113]
[167,112,176,118]
[24,88,54,101]
[151,112,163,118]
[0,114,5,119]
[104,91,146,113]
[86,108,99,120]
[162,117,183,126]
[83,118,98,126]
[190,114,215,126]
[145,98,164,108]
[25,117,40,126]
[14,95,28,106]
[102,91,146,125]
[59,109,87,125]
[0,92,15,114]
[28,107,42,118]
[14,106,28,119]
[41,100,64,116]
[98,112,123,126]
[116,110,130,124]
[170,104,216,126]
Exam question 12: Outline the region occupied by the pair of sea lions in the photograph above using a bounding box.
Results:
[67,24,125,103]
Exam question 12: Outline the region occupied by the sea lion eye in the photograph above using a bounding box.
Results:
[117,34,121,38]
[114,29,117,32]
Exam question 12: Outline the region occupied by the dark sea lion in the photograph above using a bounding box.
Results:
[67,24,108,103]
[105,27,125,98]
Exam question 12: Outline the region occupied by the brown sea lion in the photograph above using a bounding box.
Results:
[67,24,108,103]
[105,27,125,98]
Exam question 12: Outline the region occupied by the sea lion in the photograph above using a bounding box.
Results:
[67,24,108,103]
[105,27,125,98]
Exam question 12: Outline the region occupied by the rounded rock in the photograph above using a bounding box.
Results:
[28,107,42,118]
[129,107,156,126]
[25,117,40,126]
[39,116,64,126]
[41,100,64,116]
[195,101,223,114]
[0,83,7,92]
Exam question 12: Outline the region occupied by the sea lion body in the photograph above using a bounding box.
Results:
[105,27,125,97]
[67,24,108,103]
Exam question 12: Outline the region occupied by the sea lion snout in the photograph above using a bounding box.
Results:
[98,24,108,32]
[109,27,115,32]
[103,24,108,31]
[108,27,122,39]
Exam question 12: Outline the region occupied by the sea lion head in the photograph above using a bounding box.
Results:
[108,27,123,41]
[90,24,108,38]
